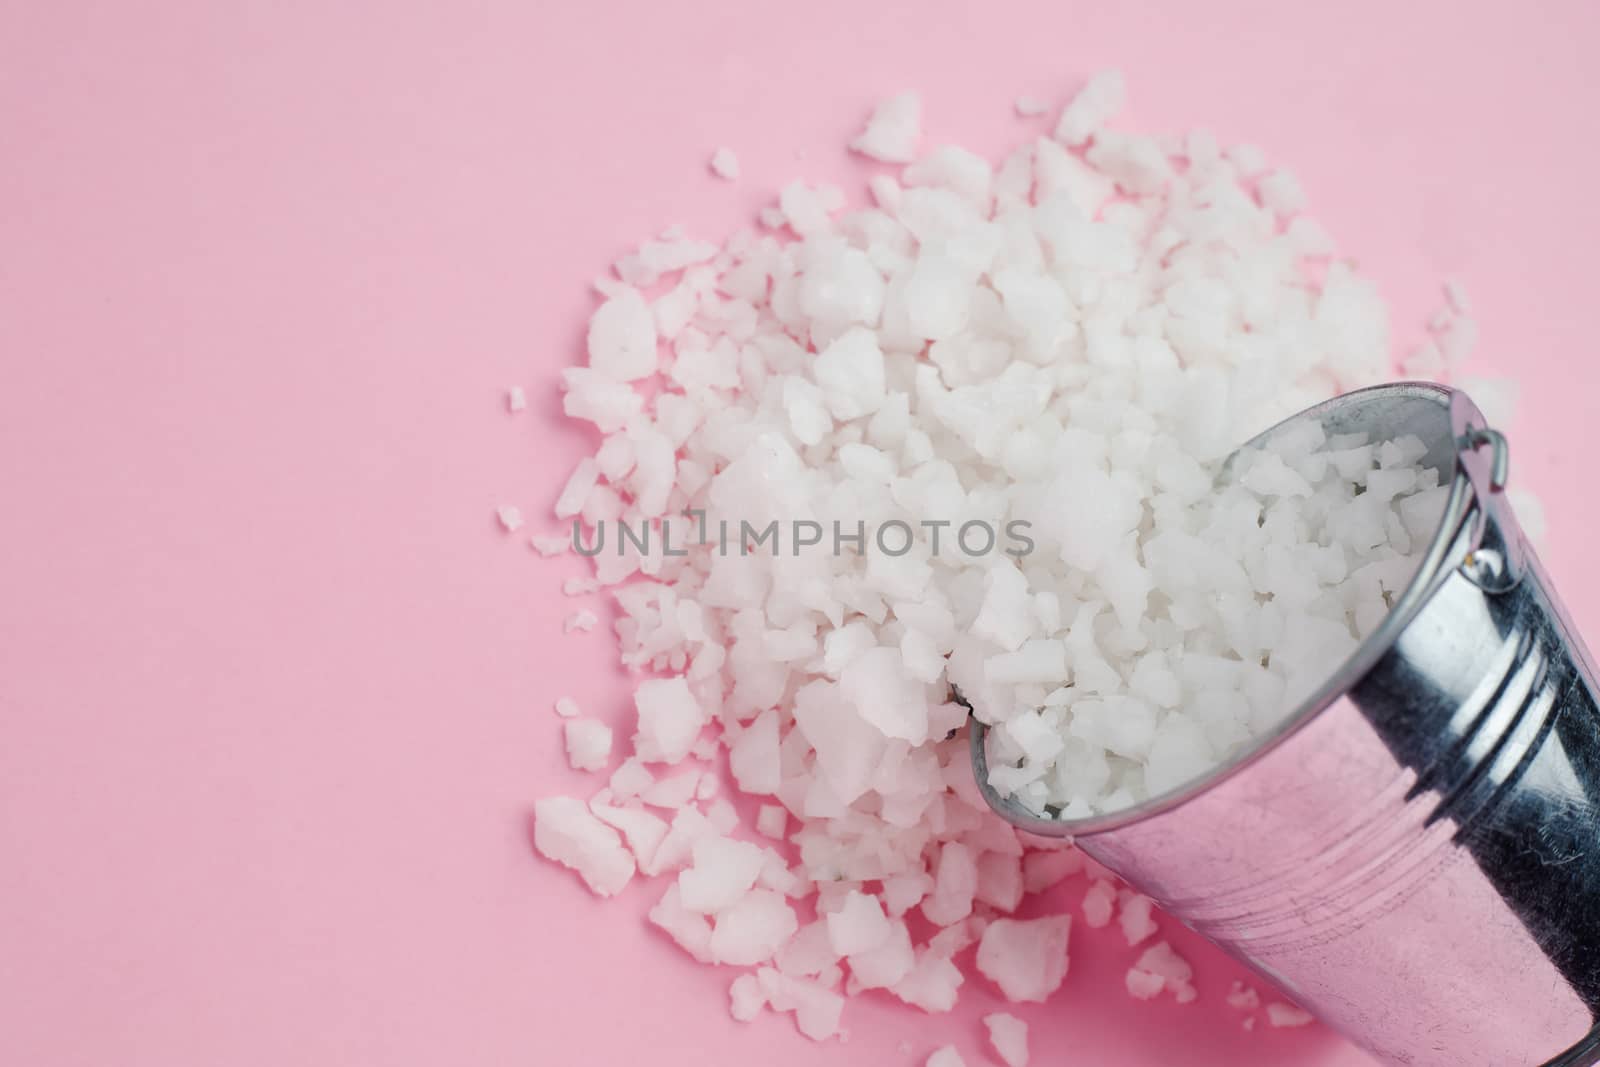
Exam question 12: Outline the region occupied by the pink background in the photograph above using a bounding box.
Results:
[2,1,1597,1064]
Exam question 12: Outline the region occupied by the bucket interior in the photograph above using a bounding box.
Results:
[973,381,1483,837]
[1232,383,1458,487]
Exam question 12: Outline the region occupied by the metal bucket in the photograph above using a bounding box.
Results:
[972,382,1600,1066]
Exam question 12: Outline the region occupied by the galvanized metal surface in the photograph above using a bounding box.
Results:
[972,383,1600,1066]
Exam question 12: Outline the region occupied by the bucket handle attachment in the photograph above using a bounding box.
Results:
[1455,422,1524,594]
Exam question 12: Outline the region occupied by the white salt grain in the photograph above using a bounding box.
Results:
[590,800,669,869]
[507,385,527,412]
[891,951,964,1012]
[1268,1002,1316,1028]
[710,888,799,965]
[553,696,580,719]
[633,677,706,764]
[703,796,740,834]
[975,916,1071,1003]
[926,1048,966,1067]
[1226,980,1261,1011]
[678,836,767,914]
[564,718,613,772]
[1258,169,1307,216]
[710,147,741,181]
[1126,967,1165,1000]
[1117,891,1159,946]
[729,973,766,1022]
[847,919,915,989]
[564,610,598,634]
[758,967,846,1041]
[922,842,979,927]
[1125,941,1196,1004]
[608,757,654,799]
[1014,95,1048,117]
[644,807,716,876]
[531,533,569,556]
[496,505,524,532]
[849,92,922,163]
[533,796,635,897]
[1054,68,1126,145]
[586,288,658,381]
[729,709,781,795]
[648,883,713,961]
[554,458,600,519]
[825,890,893,956]
[639,769,701,810]
[1082,880,1116,928]
[984,1012,1030,1067]
[755,804,788,839]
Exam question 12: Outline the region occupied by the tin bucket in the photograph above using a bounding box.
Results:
[972,382,1600,1066]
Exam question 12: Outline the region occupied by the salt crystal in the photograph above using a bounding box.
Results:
[1125,941,1196,1003]
[922,842,979,927]
[974,916,1071,1002]
[710,147,741,181]
[531,533,569,556]
[729,709,781,795]
[648,883,712,961]
[1117,891,1159,946]
[1082,879,1117,928]
[1267,1002,1315,1028]
[704,797,740,834]
[633,677,706,764]
[825,890,893,956]
[590,800,669,869]
[850,92,922,163]
[678,836,767,914]
[1258,169,1307,216]
[846,919,915,989]
[639,769,701,810]
[608,758,654,799]
[891,951,964,1013]
[757,968,845,1041]
[586,288,658,381]
[754,804,787,839]
[729,973,765,1022]
[1226,980,1260,1011]
[564,718,613,771]
[710,888,798,965]
[533,796,635,897]
[984,1012,1030,1067]
[1055,69,1126,146]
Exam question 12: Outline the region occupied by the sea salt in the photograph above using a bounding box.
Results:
[526,70,1503,1058]
[710,147,741,181]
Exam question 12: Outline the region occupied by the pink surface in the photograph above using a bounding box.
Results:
[2,1,1597,1065]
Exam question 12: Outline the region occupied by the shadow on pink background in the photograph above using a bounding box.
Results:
[1,1,1596,1064]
